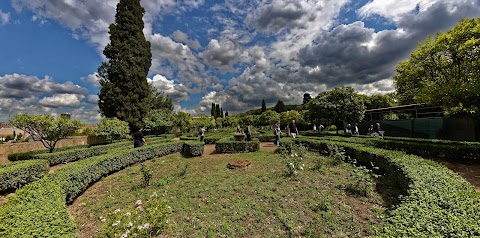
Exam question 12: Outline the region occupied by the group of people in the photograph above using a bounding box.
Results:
[368,123,383,137]
[273,120,299,146]
[345,123,359,135]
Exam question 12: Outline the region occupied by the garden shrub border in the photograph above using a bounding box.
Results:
[215,138,260,153]
[0,141,203,237]
[0,160,49,194]
[284,137,480,237]
[181,141,204,157]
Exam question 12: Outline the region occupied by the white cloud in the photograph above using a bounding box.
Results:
[171,30,201,50]
[0,74,88,98]
[0,9,10,25]
[38,94,84,107]
[358,0,444,22]
[147,74,190,102]
[199,39,243,73]
[80,73,100,87]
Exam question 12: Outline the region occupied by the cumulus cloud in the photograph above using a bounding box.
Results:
[0,9,10,25]
[80,73,100,87]
[199,39,243,73]
[147,74,190,102]
[85,94,99,104]
[38,94,84,107]
[358,0,446,22]
[171,30,201,50]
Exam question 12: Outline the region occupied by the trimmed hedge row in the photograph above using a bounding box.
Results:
[315,135,480,161]
[0,160,49,194]
[8,144,90,161]
[0,141,202,237]
[285,138,480,237]
[215,138,260,153]
[181,141,204,157]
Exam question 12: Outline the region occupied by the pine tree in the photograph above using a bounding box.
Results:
[261,99,267,113]
[98,0,152,129]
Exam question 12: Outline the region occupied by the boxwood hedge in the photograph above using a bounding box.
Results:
[284,138,480,237]
[215,138,260,153]
[0,160,49,194]
[181,141,204,157]
[0,141,202,237]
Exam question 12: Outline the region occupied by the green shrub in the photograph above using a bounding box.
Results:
[288,138,480,237]
[204,136,222,144]
[182,141,204,157]
[0,160,49,193]
[215,138,260,153]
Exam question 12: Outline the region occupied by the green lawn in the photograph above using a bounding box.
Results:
[69,149,386,237]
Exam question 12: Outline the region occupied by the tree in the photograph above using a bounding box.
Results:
[394,18,480,117]
[259,110,281,126]
[94,118,129,142]
[358,93,395,110]
[225,111,229,117]
[9,114,84,153]
[143,109,175,136]
[261,99,267,113]
[174,112,192,133]
[150,85,173,111]
[211,103,215,117]
[98,0,152,128]
[303,93,312,105]
[220,108,224,118]
[215,104,221,118]
[273,100,286,113]
[306,86,365,134]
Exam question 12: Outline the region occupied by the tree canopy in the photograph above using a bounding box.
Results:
[9,114,84,152]
[394,18,480,117]
[94,118,129,142]
[98,0,152,128]
[306,86,365,133]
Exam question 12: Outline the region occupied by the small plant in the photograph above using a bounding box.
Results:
[283,144,307,177]
[326,144,348,165]
[102,194,170,237]
[140,164,152,187]
[176,164,188,177]
[345,165,375,197]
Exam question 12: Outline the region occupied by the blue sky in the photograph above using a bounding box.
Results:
[0,0,479,124]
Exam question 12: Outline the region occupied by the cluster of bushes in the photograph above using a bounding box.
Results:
[310,134,480,161]
[0,160,49,194]
[181,141,204,157]
[215,138,260,153]
[283,138,480,237]
[0,140,203,237]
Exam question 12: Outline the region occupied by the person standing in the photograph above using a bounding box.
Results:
[354,123,359,135]
[274,121,281,146]
[132,126,146,148]
[244,125,252,141]
[288,120,299,138]
[199,126,205,142]
[313,124,317,132]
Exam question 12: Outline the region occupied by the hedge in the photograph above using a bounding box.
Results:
[215,138,260,153]
[181,141,204,157]
[0,160,49,194]
[0,141,201,237]
[284,138,480,237]
[8,144,90,161]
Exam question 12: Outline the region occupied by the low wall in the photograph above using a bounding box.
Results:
[0,136,106,164]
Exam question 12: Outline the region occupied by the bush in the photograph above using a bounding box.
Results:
[287,138,480,237]
[0,160,49,194]
[0,141,188,237]
[215,138,260,153]
[204,136,222,144]
[182,141,204,157]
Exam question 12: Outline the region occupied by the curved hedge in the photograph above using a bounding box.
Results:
[0,141,203,237]
[215,138,260,153]
[0,160,49,194]
[285,138,480,237]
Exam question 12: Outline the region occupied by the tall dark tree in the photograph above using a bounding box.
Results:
[273,100,286,113]
[211,103,215,117]
[261,99,267,113]
[225,111,229,117]
[215,104,221,118]
[220,108,224,118]
[98,0,152,129]
[303,93,312,105]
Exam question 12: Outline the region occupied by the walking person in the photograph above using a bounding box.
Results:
[132,126,146,148]
[288,120,299,138]
[274,121,281,146]
[199,126,205,142]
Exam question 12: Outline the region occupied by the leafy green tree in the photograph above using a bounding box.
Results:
[174,112,192,133]
[150,85,173,111]
[98,0,152,128]
[259,110,281,126]
[191,115,216,131]
[143,109,175,136]
[94,118,129,142]
[358,93,395,110]
[303,93,312,105]
[261,99,267,113]
[9,114,84,153]
[306,86,365,134]
[394,18,480,116]
[273,100,286,113]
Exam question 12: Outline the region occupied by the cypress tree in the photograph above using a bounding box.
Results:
[215,104,221,118]
[98,0,152,128]
[225,111,229,117]
[211,103,215,117]
[220,108,224,118]
[261,99,267,113]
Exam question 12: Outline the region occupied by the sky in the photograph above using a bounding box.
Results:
[0,0,480,124]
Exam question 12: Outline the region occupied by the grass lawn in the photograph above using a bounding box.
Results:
[69,148,386,237]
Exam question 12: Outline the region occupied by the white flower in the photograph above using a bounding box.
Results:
[127,222,133,228]
[99,216,106,222]
[114,208,121,214]
[291,154,294,157]
[294,153,298,157]
[125,212,131,216]
[150,192,158,197]
[112,221,121,227]
[135,200,142,207]
[143,223,151,229]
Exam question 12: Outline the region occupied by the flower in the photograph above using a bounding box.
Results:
[112,221,121,227]
[125,212,131,216]
[150,192,158,197]
[99,216,106,222]
[127,222,133,228]
[114,208,121,214]
[135,200,142,207]
[294,153,298,157]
